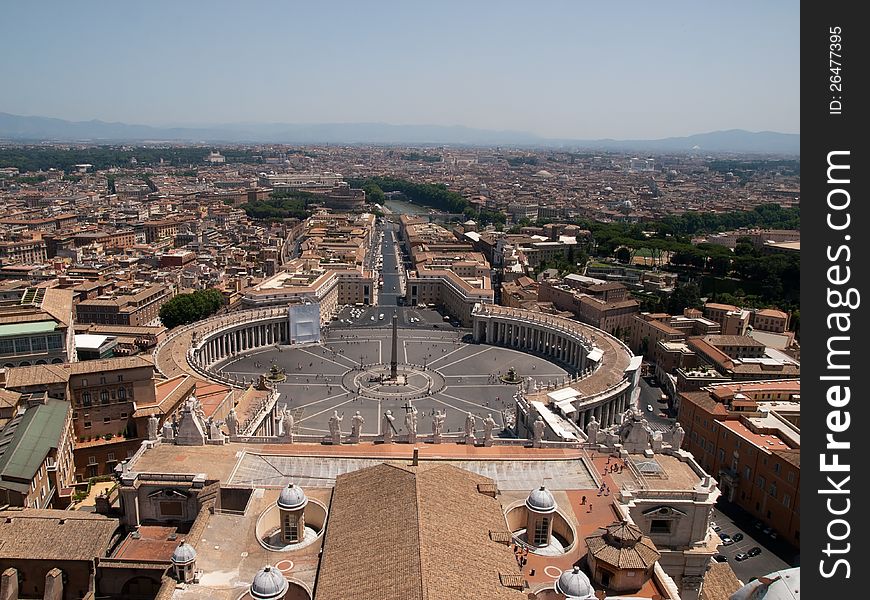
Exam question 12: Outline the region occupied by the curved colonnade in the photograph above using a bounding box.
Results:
[154,303,638,435]
[472,304,638,430]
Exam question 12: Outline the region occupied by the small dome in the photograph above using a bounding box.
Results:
[555,566,595,599]
[250,565,289,600]
[170,540,197,565]
[525,485,557,513]
[277,483,307,510]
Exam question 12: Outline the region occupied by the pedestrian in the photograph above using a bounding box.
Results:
[588,503,592,512]
[581,495,586,505]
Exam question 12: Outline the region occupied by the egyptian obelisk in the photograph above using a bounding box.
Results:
[390,313,399,379]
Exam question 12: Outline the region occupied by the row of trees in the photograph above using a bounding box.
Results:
[159,289,225,329]
[348,176,506,226]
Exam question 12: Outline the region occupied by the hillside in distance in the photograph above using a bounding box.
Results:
[0,112,799,154]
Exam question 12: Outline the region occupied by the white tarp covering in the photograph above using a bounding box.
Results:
[288,302,321,344]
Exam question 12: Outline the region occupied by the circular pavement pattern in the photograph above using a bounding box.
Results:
[217,326,569,438]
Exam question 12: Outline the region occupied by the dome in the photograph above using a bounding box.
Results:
[525,485,557,513]
[170,540,197,565]
[250,565,289,600]
[555,566,595,599]
[277,483,307,510]
[730,567,800,600]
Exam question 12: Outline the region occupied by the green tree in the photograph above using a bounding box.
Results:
[667,283,702,315]
[159,289,226,329]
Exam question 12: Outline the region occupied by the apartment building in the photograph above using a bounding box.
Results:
[538,279,639,338]
[3,356,157,479]
[677,380,801,547]
[0,287,76,368]
[0,394,76,509]
[75,284,170,326]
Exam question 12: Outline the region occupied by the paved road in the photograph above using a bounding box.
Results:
[711,506,791,584]
[638,377,675,432]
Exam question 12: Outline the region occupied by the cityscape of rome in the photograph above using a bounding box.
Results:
[0,4,801,600]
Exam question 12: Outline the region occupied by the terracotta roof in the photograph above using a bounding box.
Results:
[773,448,801,468]
[4,355,153,389]
[701,561,743,600]
[316,463,526,600]
[585,521,660,570]
[0,509,118,561]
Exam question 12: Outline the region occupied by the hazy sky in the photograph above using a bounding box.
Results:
[0,1,799,139]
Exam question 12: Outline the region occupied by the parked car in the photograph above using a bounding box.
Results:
[647,404,653,412]
[713,554,728,563]
[719,533,734,546]
[732,533,744,542]
[753,520,763,530]
[762,526,774,536]
[748,546,762,557]
[734,552,750,562]
[711,522,722,532]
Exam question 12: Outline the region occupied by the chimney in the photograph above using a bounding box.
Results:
[44,568,63,600]
[412,447,419,466]
[0,568,18,600]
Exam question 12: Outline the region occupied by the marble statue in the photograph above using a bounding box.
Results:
[405,406,418,443]
[432,410,445,442]
[350,411,365,442]
[281,410,294,441]
[483,413,497,446]
[147,414,159,441]
[226,408,239,437]
[671,422,685,449]
[328,411,343,444]
[532,416,545,447]
[464,412,477,445]
[586,415,600,445]
[382,410,396,443]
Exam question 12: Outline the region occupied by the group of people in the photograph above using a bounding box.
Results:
[603,455,627,476]
[512,544,530,569]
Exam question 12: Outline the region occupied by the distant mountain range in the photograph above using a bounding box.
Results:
[0,112,799,154]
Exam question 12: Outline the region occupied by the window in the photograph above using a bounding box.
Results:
[87,456,97,465]
[769,483,777,498]
[81,392,91,407]
[787,471,795,483]
[84,421,92,429]
[783,494,791,508]
[773,462,781,475]
[107,452,116,462]
[718,449,725,462]
[650,520,671,534]
[744,466,752,480]
[100,391,109,404]
[756,476,766,489]
[283,512,299,542]
[103,417,111,424]
[533,517,550,546]
[31,336,47,351]
[81,379,88,388]
[118,374,124,382]
[120,412,128,418]
[100,377,106,384]
[118,387,127,400]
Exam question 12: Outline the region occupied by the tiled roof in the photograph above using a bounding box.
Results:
[316,463,526,600]
[585,521,660,570]
[4,355,153,388]
[0,509,118,561]
[701,561,743,600]
[0,399,69,485]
